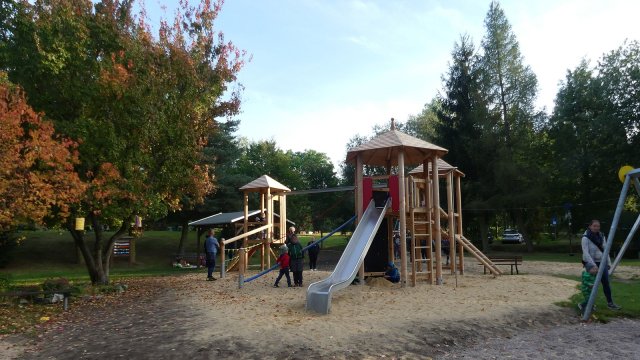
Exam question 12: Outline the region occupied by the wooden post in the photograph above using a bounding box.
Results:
[432,156,443,285]
[399,150,407,287]
[356,154,365,284]
[238,247,246,288]
[260,192,265,216]
[265,187,272,269]
[446,171,456,274]
[243,193,249,247]
[220,241,226,278]
[455,174,465,275]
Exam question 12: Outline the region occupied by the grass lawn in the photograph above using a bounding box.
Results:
[0,230,351,283]
[555,275,640,321]
[1,230,206,283]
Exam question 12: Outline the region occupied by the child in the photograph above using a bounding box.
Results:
[274,245,292,288]
[384,262,400,283]
[578,262,598,313]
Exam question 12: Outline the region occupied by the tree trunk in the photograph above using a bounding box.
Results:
[515,210,534,253]
[90,214,108,284]
[102,219,131,283]
[177,218,190,255]
[70,214,131,285]
[69,218,100,284]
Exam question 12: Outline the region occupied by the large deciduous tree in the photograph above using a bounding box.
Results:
[1,0,245,284]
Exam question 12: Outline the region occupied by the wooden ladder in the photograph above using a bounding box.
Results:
[457,235,502,276]
[410,207,433,285]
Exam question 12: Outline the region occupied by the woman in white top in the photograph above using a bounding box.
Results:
[581,220,621,310]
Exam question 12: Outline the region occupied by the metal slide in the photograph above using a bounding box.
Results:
[306,198,390,314]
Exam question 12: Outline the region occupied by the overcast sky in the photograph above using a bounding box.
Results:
[149,0,640,169]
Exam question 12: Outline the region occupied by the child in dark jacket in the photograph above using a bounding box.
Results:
[274,245,292,288]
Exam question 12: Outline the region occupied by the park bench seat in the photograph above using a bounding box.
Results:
[479,256,522,275]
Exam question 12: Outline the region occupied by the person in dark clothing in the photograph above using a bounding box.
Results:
[288,230,304,287]
[384,262,400,283]
[307,238,320,271]
[204,229,220,281]
[274,245,292,288]
[442,236,450,266]
[285,226,296,245]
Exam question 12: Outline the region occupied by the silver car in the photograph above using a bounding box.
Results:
[502,229,524,244]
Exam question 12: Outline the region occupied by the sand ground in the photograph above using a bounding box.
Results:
[2,259,640,359]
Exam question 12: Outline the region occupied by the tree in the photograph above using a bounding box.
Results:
[478,1,544,251]
[479,1,538,145]
[550,48,636,227]
[175,119,250,254]
[1,0,245,284]
[0,75,84,263]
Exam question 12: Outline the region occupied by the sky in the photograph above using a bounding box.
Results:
[146,0,640,169]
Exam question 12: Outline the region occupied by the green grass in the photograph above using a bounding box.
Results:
[555,275,640,321]
[298,234,350,249]
[1,230,204,284]
[0,230,352,283]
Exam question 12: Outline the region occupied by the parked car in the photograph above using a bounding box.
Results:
[502,229,524,244]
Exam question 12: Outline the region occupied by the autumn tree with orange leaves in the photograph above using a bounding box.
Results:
[1,0,245,284]
[0,75,85,264]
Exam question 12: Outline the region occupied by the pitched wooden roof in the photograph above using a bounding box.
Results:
[408,158,465,177]
[239,175,291,193]
[345,129,448,166]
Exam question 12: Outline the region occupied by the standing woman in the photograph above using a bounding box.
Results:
[581,220,621,310]
[288,228,305,287]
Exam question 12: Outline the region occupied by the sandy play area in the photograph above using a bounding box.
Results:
[3,260,640,359]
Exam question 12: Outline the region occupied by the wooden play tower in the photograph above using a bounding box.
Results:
[219,175,291,277]
[346,120,500,286]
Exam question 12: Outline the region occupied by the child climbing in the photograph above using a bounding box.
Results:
[274,245,292,288]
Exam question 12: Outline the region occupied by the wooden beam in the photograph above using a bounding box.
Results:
[243,192,249,247]
[432,156,442,285]
[356,153,365,284]
[455,174,465,274]
[223,224,272,245]
[399,150,408,287]
[447,171,456,274]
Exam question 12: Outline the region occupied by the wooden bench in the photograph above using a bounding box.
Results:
[479,256,522,275]
[170,253,206,267]
[0,289,72,310]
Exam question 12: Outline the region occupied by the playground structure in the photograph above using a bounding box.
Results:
[307,120,500,313]
[187,175,292,278]
[582,166,640,321]
[187,120,500,313]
